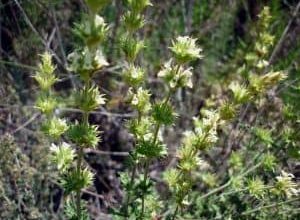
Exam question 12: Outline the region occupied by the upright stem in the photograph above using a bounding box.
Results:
[76,84,90,218]
[140,65,180,218]
[76,146,83,218]
[124,161,137,217]
[124,109,142,218]
[171,205,179,220]
[140,159,149,219]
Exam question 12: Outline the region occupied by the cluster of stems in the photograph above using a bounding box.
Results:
[119,1,203,218]
[164,7,289,220]
[33,3,298,220]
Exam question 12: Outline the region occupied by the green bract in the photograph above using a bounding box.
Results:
[254,127,273,146]
[262,152,277,171]
[247,177,266,198]
[152,102,177,125]
[61,168,94,195]
[67,123,100,148]
[219,102,236,120]
[121,36,144,62]
[74,86,106,112]
[136,139,166,158]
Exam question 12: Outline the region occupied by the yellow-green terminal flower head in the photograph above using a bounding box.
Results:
[127,116,153,140]
[170,36,203,63]
[50,142,75,173]
[123,11,146,32]
[261,71,287,87]
[189,110,221,150]
[229,151,243,170]
[34,52,57,90]
[249,71,287,95]
[258,6,272,29]
[253,127,273,146]
[262,152,277,171]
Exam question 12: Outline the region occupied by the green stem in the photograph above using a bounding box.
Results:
[140,159,150,219]
[199,162,262,200]
[123,108,142,217]
[123,159,137,217]
[76,86,90,218]
[242,197,300,216]
[140,86,174,218]
[76,146,83,219]
[171,205,179,220]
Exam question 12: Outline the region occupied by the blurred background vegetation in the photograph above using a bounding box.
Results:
[0,0,300,219]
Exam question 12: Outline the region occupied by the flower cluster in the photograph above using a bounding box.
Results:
[31,2,294,219]
[274,171,298,198]
[158,59,194,89]
[50,142,75,173]
[34,52,57,91]
[163,14,288,214]
[74,14,109,49]
[242,7,274,70]
[68,47,109,82]
[34,1,111,218]
[170,36,203,63]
